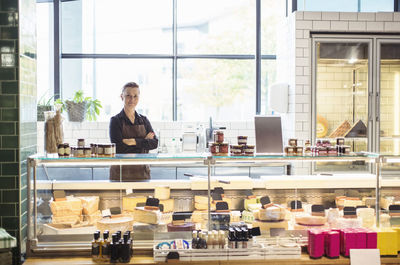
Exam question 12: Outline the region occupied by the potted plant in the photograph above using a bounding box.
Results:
[55,90,102,122]
[37,93,55,121]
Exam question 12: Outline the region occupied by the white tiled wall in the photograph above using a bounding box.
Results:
[37,121,256,154]
[277,11,400,174]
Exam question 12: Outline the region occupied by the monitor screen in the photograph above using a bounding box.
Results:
[255,116,283,154]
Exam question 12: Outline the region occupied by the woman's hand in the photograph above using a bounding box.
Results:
[123,138,136,145]
[145,132,155,139]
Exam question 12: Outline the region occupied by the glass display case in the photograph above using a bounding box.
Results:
[27,152,392,257]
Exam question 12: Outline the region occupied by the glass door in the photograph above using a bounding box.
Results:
[312,38,372,172]
[378,40,400,174]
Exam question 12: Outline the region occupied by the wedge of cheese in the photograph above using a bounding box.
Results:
[192,210,208,223]
[194,195,209,205]
[96,216,133,234]
[159,199,174,213]
[133,207,161,224]
[122,197,147,212]
[50,196,82,216]
[84,210,102,225]
[258,205,286,221]
[195,202,216,211]
[155,186,170,200]
[77,196,99,215]
[52,214,82,226]
[244,198,258,211]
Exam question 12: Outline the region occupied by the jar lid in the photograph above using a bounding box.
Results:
[58,144,64,148]
[237,136,248,139]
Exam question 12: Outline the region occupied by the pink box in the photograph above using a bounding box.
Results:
[309,230,325,258]
[366,230,377,249]
[325,231,340,258]
[355,228,367,249]
[342,229,357,257]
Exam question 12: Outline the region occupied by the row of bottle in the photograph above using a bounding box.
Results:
[191,225,254,250]
[91,230,132,263]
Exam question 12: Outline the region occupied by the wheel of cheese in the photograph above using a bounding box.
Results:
[167,222,195,232]
[316,115,328,138]
[155,186,170,200]
[96,216,133,234]
[295,214,326,226]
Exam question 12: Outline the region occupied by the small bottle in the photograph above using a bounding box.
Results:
[110,234,119,263]
[192,231,198,249]
[234,227,241,249]
[101,231,110,261]
[78,138,85,147]
[207,231,214,249]
[242,228,248,248]
[228,228,235,249]
[219,230,226,249]
[91,231,101,262]
[247,228,253,248]
[120,233,131,263]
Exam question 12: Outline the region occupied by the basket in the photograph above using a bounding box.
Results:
[65,101,87,122]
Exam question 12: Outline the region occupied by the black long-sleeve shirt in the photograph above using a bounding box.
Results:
[109,110,158,153]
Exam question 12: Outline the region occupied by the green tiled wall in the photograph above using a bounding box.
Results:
[0,0,37,264]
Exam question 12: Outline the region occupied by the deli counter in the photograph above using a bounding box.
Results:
[26,153,400,262]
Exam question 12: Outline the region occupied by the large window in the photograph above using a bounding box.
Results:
[38,0,284,121]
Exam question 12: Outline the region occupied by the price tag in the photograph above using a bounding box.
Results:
[126,189,133,195]
[102,209,111,218]
[350,249,380,265]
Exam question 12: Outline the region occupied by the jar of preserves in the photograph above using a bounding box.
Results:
[213,131,224,143]
[104,144,113,157]
[84,147,91,157]
[319,147,328,156]
[57,144,65,157]
[97,144,104,157]
[237,136,248,145]
[77,138,85,147]
[288,138,297,147]
[243,145,255,156]
[304,147,312,156]
[64,143,71,157]
[230,145,243,156]
[328,146,337,156]
[304,140,311,148]
[295,146,303,156]
[210,143,229,155]
[90,144,97,157]
[76,147,84,157]
[284,146,295,156]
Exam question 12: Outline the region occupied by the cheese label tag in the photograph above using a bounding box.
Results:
[102,209,112,217]
[126,189,133,195]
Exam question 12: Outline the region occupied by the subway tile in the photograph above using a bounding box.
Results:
[303,11,321,20]
[2,217,18,230]
[331,21,348,31]
[322,12,339,21]
[394,13,400,22]
[0,122,15,134]
[296,38,309,48]
[349,21,366,31]
[2,135,18,148]
[2,190,18,203]
[21,212,27,228]
[1,108,18,121]
[1,81,17,94]
[296,20,312,29]
[384,22,400,32]
[0,12,17,26]
[339,12,358,21]
[1,162,18,175]
[295,29,303,39]
[376,12,393,22]
[367,21,384,31]
[0,0,18,11]
[20,187,27,202]
[312,21,330,30]
[21,199,27,215]
[0,68,15,80]
[0,40,14,53]
[0,177,15,189]
[0,150,15,162]
[0,95,15,108]
[0,203,15,216]
[295,11,303,20]
[357,12,375,21]
[0,26,18,39]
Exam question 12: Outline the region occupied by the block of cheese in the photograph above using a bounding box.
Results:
[244,198,258,210]
[230,211,241,223]
[192,210,208,223]
[96,216,133,234]
[50,196,82,217]
[159,199,174,213]
[194,195,209,205]
[295,214,326,226]
[343,199,362,208]
[84,210,102,225]
[195,202,216,211]
[77,196,99,215]
[122,197,147,212]
[241,210,255,223]
[134,207,162,224]
[258,205,286,221]
[247,203,262,212]
[357,208,375,228]
[155,186,170,200]
[52,214,82,226]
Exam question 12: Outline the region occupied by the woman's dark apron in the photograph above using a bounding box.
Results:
[110,122,150,181]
